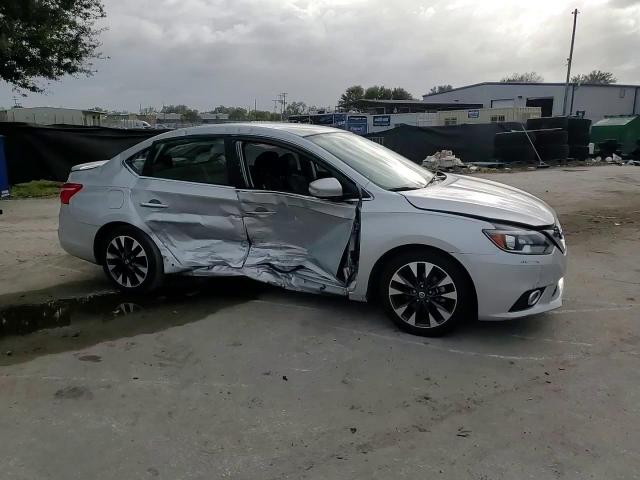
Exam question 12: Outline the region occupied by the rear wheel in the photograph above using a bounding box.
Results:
[378,250,473,336]
[101,226,164,293]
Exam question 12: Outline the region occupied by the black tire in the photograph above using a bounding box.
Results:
[494,145,536,163]
[378,249,474,336]
[531,129,568,146]
[100,226,164,294]
[569,145,590,160]
[494,131,535,148]
[567,118,591,145]
[537,144,569,161]
[568,134,590,146]
[526,116,569,131]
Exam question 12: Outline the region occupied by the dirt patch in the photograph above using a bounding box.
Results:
[559,206,640,244]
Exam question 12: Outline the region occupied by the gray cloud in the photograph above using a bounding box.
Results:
[1,0,639,111]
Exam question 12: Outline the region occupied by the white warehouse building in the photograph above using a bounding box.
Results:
[1,107,103,126]
[422,82,640,123]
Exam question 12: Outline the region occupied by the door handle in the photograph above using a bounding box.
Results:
[140,200,169,208]
[246,207,276,215]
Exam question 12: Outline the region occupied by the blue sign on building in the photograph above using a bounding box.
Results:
[347,124,368,134]
[333,113,347,128]
[347,115,368,135]
[373,115,391,127]
[0,136,9,198]
[467,109,480,119]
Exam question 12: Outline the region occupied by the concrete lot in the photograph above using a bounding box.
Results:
[1,165,639,479]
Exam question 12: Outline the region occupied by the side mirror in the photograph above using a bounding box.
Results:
[308,177,343,199]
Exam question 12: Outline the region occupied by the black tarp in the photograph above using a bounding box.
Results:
[1,121,529,184]
[0,123,169,184]
[364,122,525,164]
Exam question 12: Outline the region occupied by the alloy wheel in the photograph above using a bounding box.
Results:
[106,235,149,288]
[388,261,458,328]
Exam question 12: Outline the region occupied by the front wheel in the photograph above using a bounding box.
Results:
[378,250,473,336]
[101,226,164,294]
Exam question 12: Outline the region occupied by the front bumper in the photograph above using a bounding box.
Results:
[454,246,567,321]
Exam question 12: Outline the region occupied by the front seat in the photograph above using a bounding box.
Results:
[280,153,309,195]
[253,151,290,191]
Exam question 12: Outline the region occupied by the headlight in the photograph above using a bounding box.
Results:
[483,225,553,255]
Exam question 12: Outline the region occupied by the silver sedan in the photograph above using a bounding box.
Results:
[59,123,567,336]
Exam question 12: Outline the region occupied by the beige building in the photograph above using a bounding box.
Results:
[1,107,103,126]
[437,106,541,126]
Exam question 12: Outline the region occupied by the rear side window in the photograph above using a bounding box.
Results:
[125,148,149,174]
[143,138,234,186]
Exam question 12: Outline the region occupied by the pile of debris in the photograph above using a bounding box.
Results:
[421,150,464,170]
[421,150,508,172]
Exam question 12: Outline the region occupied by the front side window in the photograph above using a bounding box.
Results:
[242,141,356,197]
[144,138,232,186]
[309,132,433,191]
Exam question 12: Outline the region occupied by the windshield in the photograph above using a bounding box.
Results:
[309,132,433,191]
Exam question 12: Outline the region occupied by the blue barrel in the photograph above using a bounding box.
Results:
[0,135,9,198]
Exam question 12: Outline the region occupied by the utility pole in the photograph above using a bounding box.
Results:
[562,8,579,116]
[280,92,287,120]
[254,98,257,121]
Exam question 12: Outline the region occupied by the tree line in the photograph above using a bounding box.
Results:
[500,70,617,84]
[89,102,323,122]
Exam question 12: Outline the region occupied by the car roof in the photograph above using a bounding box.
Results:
[113,122,348,164]
[181,122,341,137]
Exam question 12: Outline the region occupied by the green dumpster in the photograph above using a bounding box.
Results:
[590,116,640,154]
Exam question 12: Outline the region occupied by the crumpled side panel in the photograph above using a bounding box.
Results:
[133,179,357,295]
[190,263,347,296]
[132,180,249,269]
[149,216,248,268]
[237,190,356,278]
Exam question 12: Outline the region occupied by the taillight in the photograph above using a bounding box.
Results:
[60,183,83,204]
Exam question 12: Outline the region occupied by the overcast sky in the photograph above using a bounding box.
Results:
[2,0,639,112]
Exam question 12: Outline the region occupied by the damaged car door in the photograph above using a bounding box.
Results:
[235,140,359,295]
[131,136,249,271]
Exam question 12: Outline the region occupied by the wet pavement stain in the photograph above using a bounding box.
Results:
[54,386,94,400]
[78,354,102,363]
[0,278,267,366]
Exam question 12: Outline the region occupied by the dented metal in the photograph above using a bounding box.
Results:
[131,180,358,294]
[131,178,249,269]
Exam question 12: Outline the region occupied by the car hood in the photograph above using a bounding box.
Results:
[400,174,556,228]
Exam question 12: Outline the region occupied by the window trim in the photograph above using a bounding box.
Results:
[131,135,242,188]
[231,136,371,200]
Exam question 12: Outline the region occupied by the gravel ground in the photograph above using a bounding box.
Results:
[0,165,639,479]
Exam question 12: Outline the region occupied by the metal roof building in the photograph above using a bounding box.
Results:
[422,82,640,123]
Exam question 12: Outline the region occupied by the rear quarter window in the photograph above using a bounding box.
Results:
[125,148,150,174]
